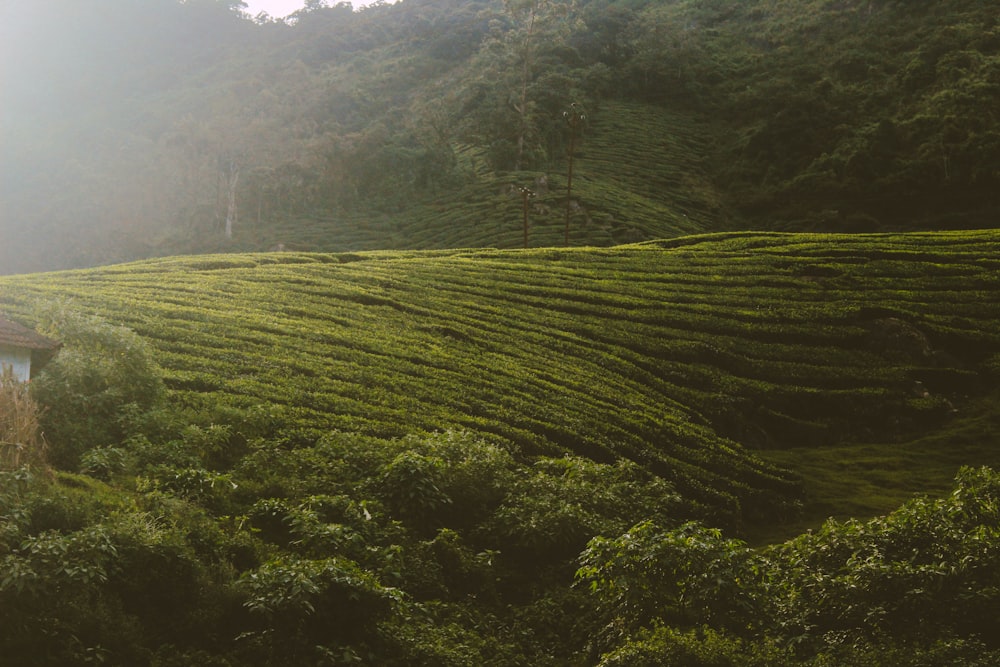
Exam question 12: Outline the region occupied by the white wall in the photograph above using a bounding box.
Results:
[0,345,32,382]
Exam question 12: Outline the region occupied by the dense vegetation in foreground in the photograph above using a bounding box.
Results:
[2,230,1000,664]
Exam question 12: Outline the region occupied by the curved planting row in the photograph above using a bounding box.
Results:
[2,230,999,527]
[235,101,721,253]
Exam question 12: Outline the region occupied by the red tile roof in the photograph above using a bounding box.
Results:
[0,315,60,350]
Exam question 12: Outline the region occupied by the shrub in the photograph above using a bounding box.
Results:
[237,555,403,662]
[596,626,790,667]
[770,466,1000,652]
[0,524,140,664]
[485,456,682,565]
[577,521,769,640]
[379,451,452,533]
[30,305,164,469]
[79,446,130,480]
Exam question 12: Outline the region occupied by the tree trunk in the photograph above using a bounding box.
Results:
[513,3,537,171]
[224,163,240,239]
[564,129,575,246]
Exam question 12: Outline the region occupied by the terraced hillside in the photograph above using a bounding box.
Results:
[3,230,1000,664]
[3,230,999,532]
[229,101,723,254]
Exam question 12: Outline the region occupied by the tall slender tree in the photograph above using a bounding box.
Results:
[463,0,576,172]
[563,102,585,246]
[519,185,535,248]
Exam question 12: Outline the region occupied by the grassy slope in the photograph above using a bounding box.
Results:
[2,229,999,537]
[231,101,723,253]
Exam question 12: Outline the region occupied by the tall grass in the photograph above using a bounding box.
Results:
[0,367,46,469]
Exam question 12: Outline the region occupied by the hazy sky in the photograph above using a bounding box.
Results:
[242,1,302,18]
[243,1,390,18]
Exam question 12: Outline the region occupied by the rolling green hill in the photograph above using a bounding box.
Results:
[3,1,1000,662]
[4,230,999,525]
[2,230,1000,663]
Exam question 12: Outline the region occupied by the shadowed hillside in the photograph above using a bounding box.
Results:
[231,101,725,252]
[3,0,997,273]
[3,0,1000,661]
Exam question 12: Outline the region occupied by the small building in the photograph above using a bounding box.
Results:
[0,315,61,382]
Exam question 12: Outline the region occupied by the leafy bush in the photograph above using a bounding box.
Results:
[138,466,239,514]
[579,468,1000,665]
[771,466,1000,653]
[379,450,452,533]
[0,468,259,664]
[809,637,1000,667]
[0,523,136,664]
[595,626,790,667]
[30,305,164,469]
[577,521,768,641]
[237,555,403,663]
[486,456,681,564]
[79,446,130,480]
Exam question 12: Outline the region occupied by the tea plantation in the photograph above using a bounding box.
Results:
[226,101,721,254]
[2,230,1000,665]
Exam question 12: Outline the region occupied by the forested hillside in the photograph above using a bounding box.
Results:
[3,0,998,274]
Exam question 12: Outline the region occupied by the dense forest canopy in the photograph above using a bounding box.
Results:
[2,0,998,274]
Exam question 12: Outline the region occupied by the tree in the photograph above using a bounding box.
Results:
[508,0,544,171]
[220,156,240,239]
[577,520,768,643]
[563,102,585,245]
[519,184,535,247]
[463,0,578,171]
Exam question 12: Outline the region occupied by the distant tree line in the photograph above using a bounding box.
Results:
[1,0,997,273]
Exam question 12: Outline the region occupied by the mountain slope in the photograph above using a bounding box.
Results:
[3,230,999,530]
[3,230,1000,664]
[234,101,725,253]
[4,0,997,274]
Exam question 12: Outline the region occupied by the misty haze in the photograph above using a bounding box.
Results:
[1,2,999,665]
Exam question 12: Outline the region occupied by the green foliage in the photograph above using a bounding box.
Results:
[488,456,681,564]
[0,231,998,663]
[0,522,133,664]
[0,469,238,664]
[595,626,790,667]
[139,466,239,513]
[30,304,164,469]
[239,554,401,620]
[458,0,586,172]
[578,467,1000,666]
[771,466,1000,654]
[237,555,403,664]
[379,451,453,532]
[79,446,131,480]
[578,521,767,638]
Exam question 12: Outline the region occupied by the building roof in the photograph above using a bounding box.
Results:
[0,314,60,350]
